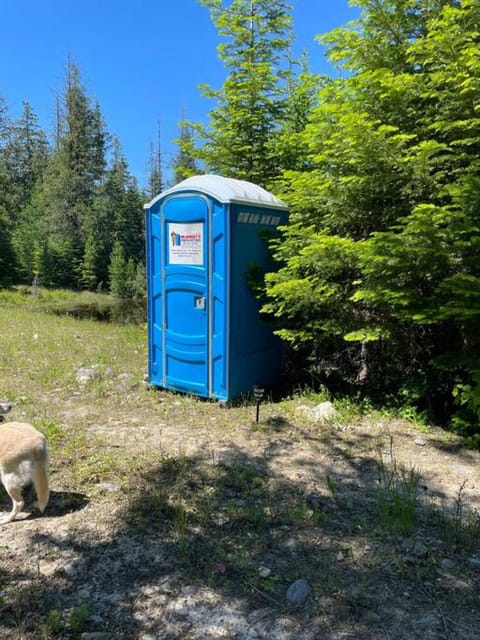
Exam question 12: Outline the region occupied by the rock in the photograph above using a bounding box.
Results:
[286,578,311,604]
[95,482,120,493]
[467,557,480,568]
[415,438,427,446]
[38,561,57,577]
[89,614,103,624]
[0,401,11,415]
[312,401,337,422]
[413,614,437,627]
[63,557,86,577]
[440,558,455,571]
[76,368,101,384]
[296,402,336,424]
[412,542,429,558]
[63,562,77,578]
[258,566,271,578]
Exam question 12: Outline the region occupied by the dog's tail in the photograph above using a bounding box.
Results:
[31,445,50,513]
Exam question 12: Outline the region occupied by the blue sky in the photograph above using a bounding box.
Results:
[0,0,358,189]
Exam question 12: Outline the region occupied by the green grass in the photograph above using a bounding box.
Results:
[1,292,480,638]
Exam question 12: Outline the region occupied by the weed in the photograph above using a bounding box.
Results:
[439,480,480,548]
[172,501,190,554]
[41,609,63,639]
[375,437,420,535]
[38,420,65,446]
[326,474,336,496]
[69,602,91,634]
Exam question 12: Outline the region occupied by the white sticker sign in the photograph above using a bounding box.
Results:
[168,223,204,265]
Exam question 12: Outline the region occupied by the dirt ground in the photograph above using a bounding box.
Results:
[1,392,480,639]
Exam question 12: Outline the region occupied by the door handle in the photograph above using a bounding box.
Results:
[194,296,206,310]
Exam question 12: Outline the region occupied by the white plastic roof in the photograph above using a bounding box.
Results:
[144,174,287,210]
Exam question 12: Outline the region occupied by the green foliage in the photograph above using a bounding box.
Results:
[68,602,91,634]
[1,60,145,296]
[172,118,199,183]
[376,438,421,536]
[191,0,298,185]
[264,0,480,430]
[108,241,146,311]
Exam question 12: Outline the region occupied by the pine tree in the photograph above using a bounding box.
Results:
[172,116,199,184]
[109,240,127,298]
[271,51,319,174]
[0,95,15,285]
[147,121,164,197]
[4,102,49,217]
[264,0,480,429]
[34,60,107,288]
[191,0,294,186]
[82,138,143,290]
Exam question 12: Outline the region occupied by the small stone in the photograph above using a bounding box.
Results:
[76,368,100,384]
[63,562,77,577]
[281,537,297,550]
[440,558,455,571]
[258,566,271,578]
[413,614,437,627]
[286,578,311,604]
[311,401,337,422]
[63,557,86,577]
[38,562,57,577]
[412,542,429,558]
[95,482,120,493]
[296,402,336,424]
[0,402,11,415]
[467,557,480,568]
[415,438,427,446]
[89,614,103,624]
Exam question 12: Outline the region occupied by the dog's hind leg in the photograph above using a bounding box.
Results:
[0,473,24,524]
[31,458,50,514]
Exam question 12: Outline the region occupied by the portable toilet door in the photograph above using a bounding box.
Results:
[144,174,288,402]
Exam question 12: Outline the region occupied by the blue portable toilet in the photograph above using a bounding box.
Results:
[144,174,288,402]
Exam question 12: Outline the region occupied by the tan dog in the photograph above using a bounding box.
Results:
[0,421,50,524]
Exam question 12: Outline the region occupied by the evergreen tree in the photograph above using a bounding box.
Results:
[172,116,199,184]
[32,60,107,288]
[109,240,127,298]
[147,121,164,197]
[5,102,49,215]
[271,51,319,174]
[191,0,294,186]
[82,138,143,290]
[264,0,480,429]
[0,95,15,285]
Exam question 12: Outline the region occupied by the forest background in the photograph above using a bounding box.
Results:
[1,0,479,438]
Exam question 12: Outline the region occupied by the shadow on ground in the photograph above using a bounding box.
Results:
[1,439,479,639]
